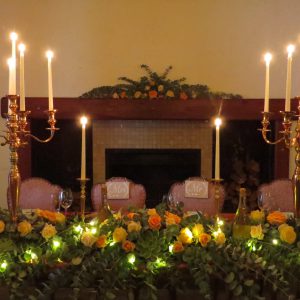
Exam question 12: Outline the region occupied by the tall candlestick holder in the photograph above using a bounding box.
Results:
[210,178,223,214]
[0,95,58,222]
[259,98,300,217]
[77,178,89,219]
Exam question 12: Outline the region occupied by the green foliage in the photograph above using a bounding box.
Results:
[80,65,242,100]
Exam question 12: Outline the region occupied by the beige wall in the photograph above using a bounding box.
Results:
[0,0,300,206]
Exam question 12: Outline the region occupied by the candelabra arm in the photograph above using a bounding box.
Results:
[25,129,56,143]
[0,135,9,146]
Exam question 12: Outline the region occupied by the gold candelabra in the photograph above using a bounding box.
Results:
[259,98,300,217]
[77,178,89,219]
[211,178,223,215]
[1,95,58,222]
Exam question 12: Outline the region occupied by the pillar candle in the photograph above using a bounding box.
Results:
[19,44,26,111]
[285,45,295,112]
[264,53,272,112]
[46,50,54,111]
[9,32,18,95]
[214,118,222,180]
[80,116,88,180]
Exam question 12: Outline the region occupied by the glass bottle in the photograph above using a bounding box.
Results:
[98,185,112,222]
[232,187,251,239]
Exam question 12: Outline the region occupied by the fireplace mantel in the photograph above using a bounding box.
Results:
[1,97,295,120]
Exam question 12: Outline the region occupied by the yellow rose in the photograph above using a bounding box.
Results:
[41,223,57,240]
[96,235,107,248]
[81,231,98,247]
[166,90,175,97]
[199,233,211,247]
[122,240,135,252]
[113,227,128,243]
[158,85,164,92]
[250,224,264,240]
[173,241,184,253]
[134,91,142,99]
[250,210,264,223]
[214,231,226,245]
[267,211,287,225]
[279,224,296,244]
[55,212,66,223]
[17,220,32,237]
[0,220,5,233]
[177,228,193,245]
[192,224,204,238]
[127,221,142,233]
[147,208,157,216]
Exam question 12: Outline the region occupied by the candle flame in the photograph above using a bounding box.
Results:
[18,43,26,54]
[214,117,222,127]
[46,50,54,59]
[80,116,88,126]
[287,44,295,58]
[10,32,18,41]
[264,52,272,64]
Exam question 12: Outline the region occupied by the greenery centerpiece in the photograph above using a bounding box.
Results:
[80,65,242,100]
[0,206,298,299]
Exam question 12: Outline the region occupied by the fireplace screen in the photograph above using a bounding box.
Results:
[105,149,201,207]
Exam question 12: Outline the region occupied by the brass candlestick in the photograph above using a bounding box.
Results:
[210,178,223,215]
[259,99,300,217]
[77,178,89,219]
[1,95,58,222]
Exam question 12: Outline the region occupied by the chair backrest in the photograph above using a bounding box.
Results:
[169,177,225,215]
[258,179,294,212]
[91,177,146,211]
[20,177,62,211]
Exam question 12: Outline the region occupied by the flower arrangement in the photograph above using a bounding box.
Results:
[80,65,242,100]
[0,206,298,299]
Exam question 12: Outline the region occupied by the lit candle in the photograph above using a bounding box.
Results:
[9,32,18,95]
[7,58,15,114]
[285,44,295,112]
[214,117,222,180]
[80,116,88,180]
[263,53,272,112]
[46,50,54,111]
[18,43,26,111]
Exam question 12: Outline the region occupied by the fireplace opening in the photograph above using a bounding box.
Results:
[105,149,201,207]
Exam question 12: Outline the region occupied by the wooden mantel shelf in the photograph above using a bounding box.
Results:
[1,97,296,120]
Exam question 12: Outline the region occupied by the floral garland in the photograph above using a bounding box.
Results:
[0,206,299,299]
[80,65,242,100]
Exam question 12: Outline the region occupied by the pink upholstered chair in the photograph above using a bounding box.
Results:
[20,177,62,211]
[169,177,225,215]
[258,179,294,212]
[91,177,146,211]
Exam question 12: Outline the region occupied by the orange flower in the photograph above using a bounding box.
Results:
[267,211,287,225]
[120,91,127,99]
[199,233,211,247]
[148,214,162,230]
[180,92,188,100]
[165,211,181,226]
[96,235,107,248]
[149,90,158,99]
[173,241,184,253]
[147,208,157,216]
[122,240,135,252]
[127,212,137,219]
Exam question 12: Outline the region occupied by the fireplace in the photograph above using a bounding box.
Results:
[105,149,201,207]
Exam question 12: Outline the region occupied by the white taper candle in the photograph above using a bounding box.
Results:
[46,50,54,111]
[9,32,18,95]
[214,117,222,180]
[264,53,272,112]
[285,44,295,112]
[80,116,88,180]
[19,44,26,111]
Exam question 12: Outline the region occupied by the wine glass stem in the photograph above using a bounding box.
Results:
[65,207,68,216]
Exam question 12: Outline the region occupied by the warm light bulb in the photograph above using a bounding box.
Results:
[18,43,26,54]
[10,32,18,41]
[264,52,272,65]
[0,261,7,271]
[169,244,174,253]
[90,227,97,235]
[53,240,61,249]
[46,50,54,59]
[272,239,279,245]
[74,224,83,233]
[80,116,88,126]
[127,253,136,264]
[287,44,295,58]
[214,117,222,128]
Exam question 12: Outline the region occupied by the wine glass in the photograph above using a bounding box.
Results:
[59,189,73,215]
[51,191,60,212]
[257,191,275,212]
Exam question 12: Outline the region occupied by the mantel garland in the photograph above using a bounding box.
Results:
[0,206,299,299]
[80,65,242,100]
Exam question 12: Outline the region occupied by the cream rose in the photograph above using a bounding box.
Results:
[41,223,57,240]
